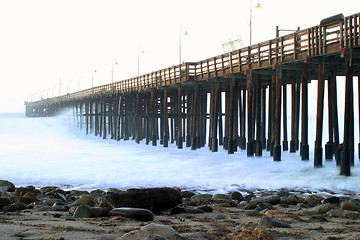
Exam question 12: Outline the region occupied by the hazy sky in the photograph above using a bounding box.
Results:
[0,0,358,112]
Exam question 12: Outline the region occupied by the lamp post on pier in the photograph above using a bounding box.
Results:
[112,62,118,84]
[249,0,261,46]
[138,50,144,77]
[179,26,189,64]
[91,69,96,93]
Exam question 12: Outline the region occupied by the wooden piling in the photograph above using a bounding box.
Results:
[163,89,169,147]
[274,67,282,161]
[300,70,309,160]
[290,80,297,153]
[211,83,219,152]
[239,89,246,149]
[314,60,325,167]
[247,72,254,156]
[282,84,288,151]
[261,88,266,149]
[341,58,353,176]
[228,78,235,154]
[325,77,334,160]
[255,75,262,156]
[177,87,183,149]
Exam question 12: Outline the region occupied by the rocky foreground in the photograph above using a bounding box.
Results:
[1,180,360,239]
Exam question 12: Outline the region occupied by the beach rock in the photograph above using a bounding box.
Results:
[14,187,36,197]
[244,210,261,217]
[70,190,89,196]
[23,192,36,199]
[256,203,273,211]
[245,195,280,209]
[183,200,197,206]
[265,210,285,216]
[107,188,123,193]
[191,194,213,200]
[117,231,166,240]
[315,203,335,214]
[2,203,20,212]
[2,202,28,212]
[296,209,318,217]
[280,195,299,205]
[141,223,180,239]
[52,202,66,211]
[14,202,29,210]
[198,205,213,212]
[323,196,340,205]
[305,195,324,205]
[230,191,243,201]
[73,205,92,218]
[98,197,114,210]
[259,216,291,228]
[91,207,110,217]
[109,207,154,221]
[0,197,11,208]
[222,227,274,240]
[40,186,58,194]
[73,195,97,206]
[276,190,291,197]
[117,223,180,240]
[340,201,360,211]
[309,215,328,222]
[10,195,35,204]
[90,189,106,196]
[0,180,15,192]
[181,191,195,199]
[105,188,181,213]
[213,203,232,208]
[350,198,360,205]
[170,206,186,214]
[213,194,232,201]
[327,208,360,219]
[213,199,237,207]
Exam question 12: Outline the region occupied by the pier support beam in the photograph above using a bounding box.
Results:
[282,84,288,151]
[247,71,254,156]
[211,83,220,152]
[341,58,353,176]
[228,78,235,154]
[239,89,246,150]
[274,67,282,161]
[300,70,309,160]
[177,87,183,149]
[163,89,169,147]
[255,75,262,156]
[314,59,325,167]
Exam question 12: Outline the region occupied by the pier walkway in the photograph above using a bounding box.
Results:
[25,13,360,175]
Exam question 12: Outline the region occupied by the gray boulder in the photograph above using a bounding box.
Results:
[105,188,181,214]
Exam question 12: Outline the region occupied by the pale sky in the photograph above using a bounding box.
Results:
[0,0,358,112]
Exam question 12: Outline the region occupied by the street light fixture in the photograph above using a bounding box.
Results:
[249,0,261,46]
[91,69,96,93]
[112,62,118,84]
[138,50,144,77]
[179,26,189,64]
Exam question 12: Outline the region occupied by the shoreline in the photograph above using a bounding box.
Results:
[2,179,360,239]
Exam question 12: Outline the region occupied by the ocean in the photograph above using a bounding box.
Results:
[0,111,359,194]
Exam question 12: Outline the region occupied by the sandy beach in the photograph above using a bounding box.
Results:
[2,180,360,240]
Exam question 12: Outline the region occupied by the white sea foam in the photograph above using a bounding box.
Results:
[0,112,359,194]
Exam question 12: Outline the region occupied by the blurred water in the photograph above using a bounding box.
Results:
[0,112,359,194]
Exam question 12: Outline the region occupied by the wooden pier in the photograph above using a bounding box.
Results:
[25,13,360,175]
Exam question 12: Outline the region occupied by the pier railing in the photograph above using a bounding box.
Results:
[28,12,359,105]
